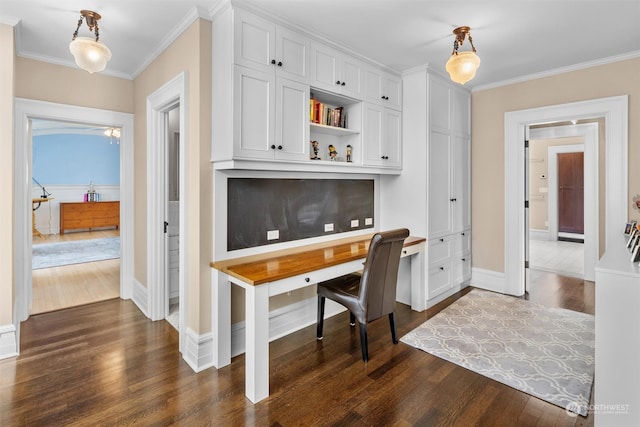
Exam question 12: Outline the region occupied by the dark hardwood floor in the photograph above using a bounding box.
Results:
[1,270,594,426]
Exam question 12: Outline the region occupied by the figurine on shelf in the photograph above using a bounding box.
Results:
[346,145,352,162]
[328,144,338,161]
[310,140,320,160]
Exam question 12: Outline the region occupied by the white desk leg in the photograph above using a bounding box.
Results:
[212,271,231,368]
[410,243,427,312]
[245,284,270,403]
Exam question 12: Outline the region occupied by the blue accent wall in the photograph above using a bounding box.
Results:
[33,134,120,185]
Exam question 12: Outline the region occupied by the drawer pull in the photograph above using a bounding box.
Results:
[461,232,465,236]
[440,266,444,271]
[461,258,466,262]
[403,250,407,254]
[440,238,444,242]
[305,277,310,283]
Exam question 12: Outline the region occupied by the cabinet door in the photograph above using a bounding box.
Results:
[452,135,471,231]
[340,55,363,99]
[428,129,453,237]
[276,27,310,83]
[275,78,310,161]
[362,103,384,166]
[363,66,384,104]
[233,66,275,159]
[383,108,402,168]
[310,43,341,93]
[383,74,402,110]
[234,10,275,74]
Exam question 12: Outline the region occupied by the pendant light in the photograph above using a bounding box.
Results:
[69,10,112,74]
[445,26,481,85]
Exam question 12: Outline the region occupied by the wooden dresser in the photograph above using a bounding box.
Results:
[59,201,120,235]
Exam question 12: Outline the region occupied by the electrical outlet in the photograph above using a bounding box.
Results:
[365,217,373,226]
[324,223,334,232]
[351,219,359,228]
[267,230,279,240]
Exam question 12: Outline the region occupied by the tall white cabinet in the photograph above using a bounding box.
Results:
[381,67,471,309]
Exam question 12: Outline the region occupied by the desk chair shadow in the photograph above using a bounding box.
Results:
[316,228,410,361]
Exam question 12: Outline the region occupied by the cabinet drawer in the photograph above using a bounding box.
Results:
[429,237,451,266]
[428,264,451,299]
[452,255,471,284]
[93,217,119,227]
[451,230,471,254]
[401,243,421,258]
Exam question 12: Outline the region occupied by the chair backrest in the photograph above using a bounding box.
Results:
[358,228,410,322]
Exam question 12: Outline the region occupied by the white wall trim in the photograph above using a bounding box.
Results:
[146,72,188,356]
[505,96,628,296]
[183,328,214,373]
[471,268,507,294]
[131,279,149,318]
[230,296,346,358]
[0,324,18,360]
[13,98,134,325]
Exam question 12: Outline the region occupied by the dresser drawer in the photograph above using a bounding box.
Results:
[268,266,338,297]
[451,230,471,254]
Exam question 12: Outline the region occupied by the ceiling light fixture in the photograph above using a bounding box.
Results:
[445,26,481,85]
[69,10,112,74]
[104,127,121,144]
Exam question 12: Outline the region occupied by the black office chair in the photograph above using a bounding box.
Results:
[316,228,410,361]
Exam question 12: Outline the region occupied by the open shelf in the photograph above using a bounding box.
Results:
[310,122,360,136]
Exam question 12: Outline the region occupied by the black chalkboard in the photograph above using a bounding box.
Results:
[228,178,374,250]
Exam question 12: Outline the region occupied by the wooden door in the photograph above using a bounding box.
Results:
[558,152,584,234]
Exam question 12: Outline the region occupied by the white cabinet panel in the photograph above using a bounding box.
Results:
[234,10,275,74]
[363,103,402,168]
[276,27,310,83]
[234,66,275,159]
[341,55,363,98]
[428,130,452,236]
[310,43,341,93]
[275,78,310,161]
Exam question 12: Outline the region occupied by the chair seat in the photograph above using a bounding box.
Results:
[317,273,361,305]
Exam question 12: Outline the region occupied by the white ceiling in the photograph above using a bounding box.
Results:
[1,0,639,89]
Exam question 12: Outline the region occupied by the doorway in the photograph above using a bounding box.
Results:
[165,105,180,330]
[30,119,122,314]
[14,98,134,330]
[504,95,628,297]
[527,124,596,280]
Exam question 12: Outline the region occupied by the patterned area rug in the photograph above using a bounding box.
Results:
[32,237,120,269]
[400,289,595,416]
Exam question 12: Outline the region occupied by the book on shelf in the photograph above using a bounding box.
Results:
[309,97,347,129]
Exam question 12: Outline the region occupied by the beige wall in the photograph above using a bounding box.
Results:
[0,24,15,326]
[472,57,640,273]
[133,19,212,333]
[15,58,133,113]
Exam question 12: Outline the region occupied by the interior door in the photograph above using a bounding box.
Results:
[558,152,584,234]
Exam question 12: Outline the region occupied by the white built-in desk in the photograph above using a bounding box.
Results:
[210,233,426,403]
[594,234,640,425]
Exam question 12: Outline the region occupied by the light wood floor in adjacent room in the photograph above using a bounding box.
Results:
[31,229,120,315]
[3,270,594,426]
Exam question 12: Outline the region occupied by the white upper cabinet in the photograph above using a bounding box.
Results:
[310,42,363,98]
[234,9,310,83]
[364,66,402,110]
[362,103,402,168]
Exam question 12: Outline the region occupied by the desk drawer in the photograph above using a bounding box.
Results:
[268,267,337,297]
[401,243,422,258]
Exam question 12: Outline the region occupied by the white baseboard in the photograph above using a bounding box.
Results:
[471,267,508,294]
[131,279,149,318]
[529,229,550,241]
[0,324,18,360]
[231,296,346,358]
[183,327,214,373]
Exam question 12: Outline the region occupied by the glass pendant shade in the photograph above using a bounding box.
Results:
[446,51,481,85]
[69,37,112,74]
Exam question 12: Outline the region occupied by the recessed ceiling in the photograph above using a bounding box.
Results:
[1,1,639,89]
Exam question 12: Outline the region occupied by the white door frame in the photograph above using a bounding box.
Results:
[146,72,188,353]
[13,98,134,325]
[505,95,628,296]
